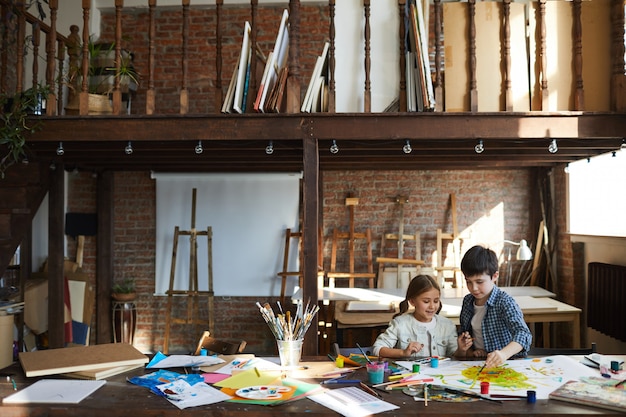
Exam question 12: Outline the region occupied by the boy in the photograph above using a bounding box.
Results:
[456,245,532,367]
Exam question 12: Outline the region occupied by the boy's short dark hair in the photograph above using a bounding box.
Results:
[460,245,499,277]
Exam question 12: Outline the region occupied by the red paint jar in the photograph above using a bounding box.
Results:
[480,381,490,394]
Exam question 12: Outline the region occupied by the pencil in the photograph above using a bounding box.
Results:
[360,382,382,398]
[424,384,428,406]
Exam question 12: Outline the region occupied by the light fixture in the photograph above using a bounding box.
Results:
[612,151,617,158]
[587,157,591,163]
[195,140,203,154]
[125,141,133,155]
[265,141,274,155]
[548,139,558,154]
[329,140,339,154]
[56,141,64,156]
[564,162,570,174]
[402,140,412,154]
[474,139,484,154]
[620,138,626,151]
[504,239,533,261]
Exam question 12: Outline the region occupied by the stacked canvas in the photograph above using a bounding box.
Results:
[301,41,330,113]
[406,0,435,111]
[222,10,290,114]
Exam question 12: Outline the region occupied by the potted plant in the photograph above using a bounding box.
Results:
[65,33,139,114]
[0,84,51,179]
[112,277,136,301]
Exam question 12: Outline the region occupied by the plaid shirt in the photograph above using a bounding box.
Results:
[459,286,532,356]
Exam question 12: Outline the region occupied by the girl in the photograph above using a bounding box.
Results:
[372,274,462,358]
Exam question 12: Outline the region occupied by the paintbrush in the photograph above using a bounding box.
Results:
[469,362,487,389]
[356,343,373,364]
[443,386,503,404]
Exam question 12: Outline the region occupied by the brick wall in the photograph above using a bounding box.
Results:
[98,4,329,114]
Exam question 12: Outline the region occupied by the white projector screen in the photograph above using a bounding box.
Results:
[153,172,301,296]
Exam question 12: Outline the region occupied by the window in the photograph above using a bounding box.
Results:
[568,150,626,237]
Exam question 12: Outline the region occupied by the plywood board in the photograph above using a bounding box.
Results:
[19,343,148,377]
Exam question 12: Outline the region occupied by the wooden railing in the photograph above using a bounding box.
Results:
[1,0,625,117]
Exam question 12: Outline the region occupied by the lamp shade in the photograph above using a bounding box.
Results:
[516,239,533,261]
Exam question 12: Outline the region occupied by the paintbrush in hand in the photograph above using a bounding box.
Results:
[469,362,486,389]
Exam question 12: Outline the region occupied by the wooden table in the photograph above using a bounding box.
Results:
[1,356,623,416]
[293,286,571,349]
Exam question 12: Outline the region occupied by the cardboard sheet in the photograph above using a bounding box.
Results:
[19,342,148,377]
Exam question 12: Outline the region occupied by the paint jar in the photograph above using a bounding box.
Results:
[480,381,490,394]
[430,356,439,368]
[199,348,208,356]
[527,390,536,403]
[276,338,303,368]
[412,363,420,373]
[336,356,344,368]
[367,362,385,384]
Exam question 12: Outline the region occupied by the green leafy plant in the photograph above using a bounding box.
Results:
[0,84,50,179]
[67,39,139,94]
[113,277,136,294]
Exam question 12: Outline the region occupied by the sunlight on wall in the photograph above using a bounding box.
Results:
[568,151,626,237]
[433,202,513,286]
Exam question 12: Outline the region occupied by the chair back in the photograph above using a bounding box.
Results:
[194,330,247,355]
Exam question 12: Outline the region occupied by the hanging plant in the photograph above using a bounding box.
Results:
[0,84,50,179]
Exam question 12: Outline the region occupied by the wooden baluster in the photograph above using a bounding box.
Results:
[1,2,7,94]
[539,0,548,110]
[214,0,223,112]
[31,23,40,91]
[434,0,442,112]
[47,0,58,115]
[248,0,258,113]
[468,0,477,112]
[503,0,512,111]
[286,0,301,113]
[398,0,406,112]
[328,0,336,113]
[180,0,190,114]
[572,0,584,111]
[147,0,156,114]
[16,2,25,94]
[56,39,65,115]
[363,0,371,112]
[610,0,625,111]
[112,0,123,115]
[80,0,91,115]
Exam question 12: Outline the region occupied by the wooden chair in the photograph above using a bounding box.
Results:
[528,342,596,356]
[193,331,247,355]
[277,227,325,304]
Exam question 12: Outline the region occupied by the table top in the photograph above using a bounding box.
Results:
[292,285,556,303]
[1,355,624,417]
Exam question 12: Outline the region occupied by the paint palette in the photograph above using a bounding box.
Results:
[235,385,291,400]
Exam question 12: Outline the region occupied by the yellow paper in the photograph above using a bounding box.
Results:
[213,368,282,389]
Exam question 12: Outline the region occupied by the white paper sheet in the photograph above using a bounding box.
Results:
[308,386,399,417]
[3,379,106,404]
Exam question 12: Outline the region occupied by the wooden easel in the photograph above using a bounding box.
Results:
[163,188,214,354]
[327,196,376,288]
[435,193,462,288]
[376,195,424,288]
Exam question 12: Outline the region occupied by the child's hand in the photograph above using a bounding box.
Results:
[457,331,473,351]
[485,350,506,367]
[471,349,487,358]
[403,341,424,356]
